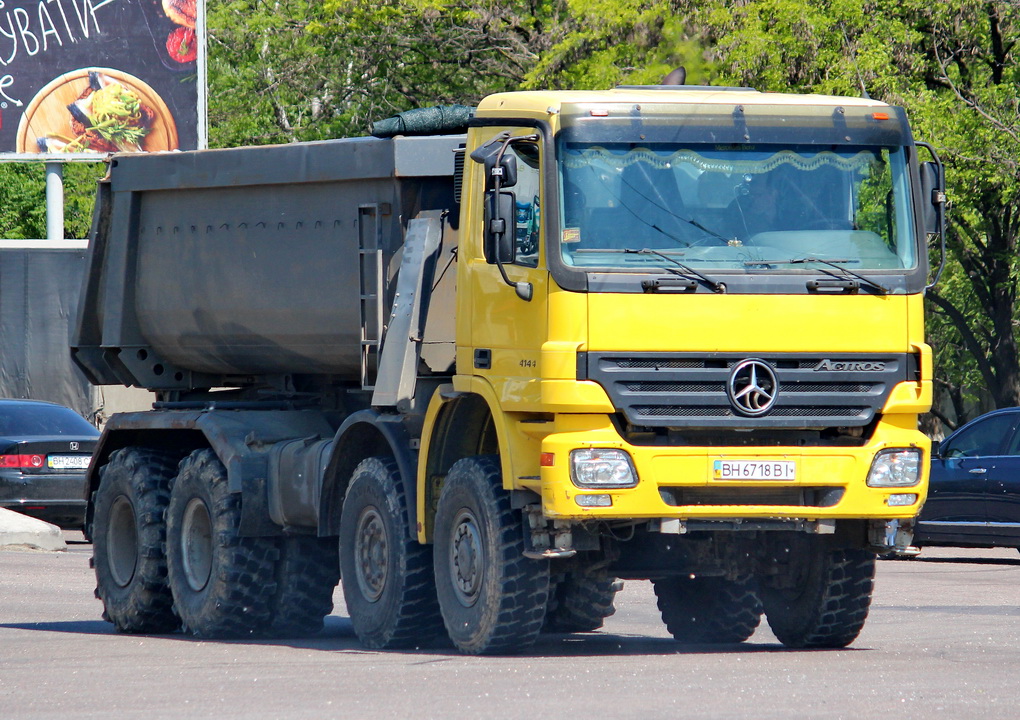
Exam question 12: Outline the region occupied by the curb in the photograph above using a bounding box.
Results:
[0,508,67,551]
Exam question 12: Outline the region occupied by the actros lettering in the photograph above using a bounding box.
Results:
[813,359,887,372]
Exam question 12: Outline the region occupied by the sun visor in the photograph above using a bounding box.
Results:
[557,103,911,147]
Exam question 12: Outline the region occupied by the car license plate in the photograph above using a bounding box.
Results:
[47,455,90,470]
[713,459,795,480]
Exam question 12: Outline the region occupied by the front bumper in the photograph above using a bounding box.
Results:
[0,470,89,529]
[537,414,928,521]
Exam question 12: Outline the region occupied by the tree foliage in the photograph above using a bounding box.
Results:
[0,162,105,239]
[207,0,569,145]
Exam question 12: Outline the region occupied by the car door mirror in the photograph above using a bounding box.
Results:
[930,440,940,458]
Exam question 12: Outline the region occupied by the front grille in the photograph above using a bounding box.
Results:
[660,486,845,508]
[634,405,870,419]
[624,381,878,394]
[582,352,911,429]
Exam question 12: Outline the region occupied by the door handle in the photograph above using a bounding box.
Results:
[968,467,987,474]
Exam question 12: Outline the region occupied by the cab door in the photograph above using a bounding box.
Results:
[460,127,550,412]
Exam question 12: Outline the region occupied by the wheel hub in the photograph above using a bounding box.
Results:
[354,506,388,603]
[180,497,213,592]
[107,495,138,588]
[449,510,483,607]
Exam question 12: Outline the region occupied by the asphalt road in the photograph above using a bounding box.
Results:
[2,537,1019,719]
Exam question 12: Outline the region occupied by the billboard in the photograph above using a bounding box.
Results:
[1,0,204,156]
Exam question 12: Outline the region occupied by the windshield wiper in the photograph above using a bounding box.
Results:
[626,248,727,293]
[744,257,889,295]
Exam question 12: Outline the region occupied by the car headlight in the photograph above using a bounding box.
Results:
[569,448,638,488]
[866,448,922,487]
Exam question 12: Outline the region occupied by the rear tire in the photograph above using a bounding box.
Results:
[434,455,549,655]
[339,457,444,649]
[544,566,622,633]
[268,535,340,638]
[653,575,762,643]
[92,448,181,634]
[759,544,875,649]
[166,449,279,638]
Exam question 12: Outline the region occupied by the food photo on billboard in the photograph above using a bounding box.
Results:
[0,0,205,157]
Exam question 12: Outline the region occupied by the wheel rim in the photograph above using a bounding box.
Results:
[449,509,483,608]
[354,506,388,603]
[107,495,137,588]
[180,497,213,592]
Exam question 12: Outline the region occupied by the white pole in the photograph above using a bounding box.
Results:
[45,161,64,240]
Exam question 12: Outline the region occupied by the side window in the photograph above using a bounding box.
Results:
[508,142,541,268]
[1002,421,1020,456]
[943,414,1017,458]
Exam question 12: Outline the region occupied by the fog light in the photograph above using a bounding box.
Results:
[570,448,638,488]
[575,494,613,507]
[887,493,918,507]
[866,448,922,487]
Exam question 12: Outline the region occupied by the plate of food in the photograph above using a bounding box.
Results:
[16,68,178,154]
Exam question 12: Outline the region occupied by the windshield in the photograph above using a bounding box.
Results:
[558,143,916,274]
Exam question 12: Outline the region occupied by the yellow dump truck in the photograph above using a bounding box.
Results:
[74,83,945,654]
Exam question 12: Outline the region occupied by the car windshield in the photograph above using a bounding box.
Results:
[0,404,99,437]
[558,142,916,273]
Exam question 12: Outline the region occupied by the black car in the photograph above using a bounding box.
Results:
[0,399,100,529]
[915,408,1020,551]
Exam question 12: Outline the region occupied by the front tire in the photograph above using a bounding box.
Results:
[652,575,762,643]
[434,455,549,655]
[92,448,181,634]
[166,449,279,638]
[759,544,876,649]
[339,457,443,649]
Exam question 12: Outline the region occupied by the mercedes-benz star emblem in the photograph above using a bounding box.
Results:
[727,359,778,416]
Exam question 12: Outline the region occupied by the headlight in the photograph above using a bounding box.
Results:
[569,448,638,488]
[866,448,922,487]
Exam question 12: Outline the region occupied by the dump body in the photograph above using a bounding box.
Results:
[72,135,461,389]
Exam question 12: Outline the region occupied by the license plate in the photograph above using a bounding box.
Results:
[47,455,91,470]
[713,459,795,481]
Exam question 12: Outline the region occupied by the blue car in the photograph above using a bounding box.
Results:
[0,399,100,530]
[915,408,1020,552]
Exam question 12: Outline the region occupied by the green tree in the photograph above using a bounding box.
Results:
[523,1,709,89]
[0,162,104,239]
[206,0,575,146]
[204,0,709,145]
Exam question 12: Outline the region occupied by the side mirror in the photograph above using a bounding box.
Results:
[484,191,516,264]
[919,161,942,235]
[469,134,518,190]
[930,440,940,458]
[485,153,517,191]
